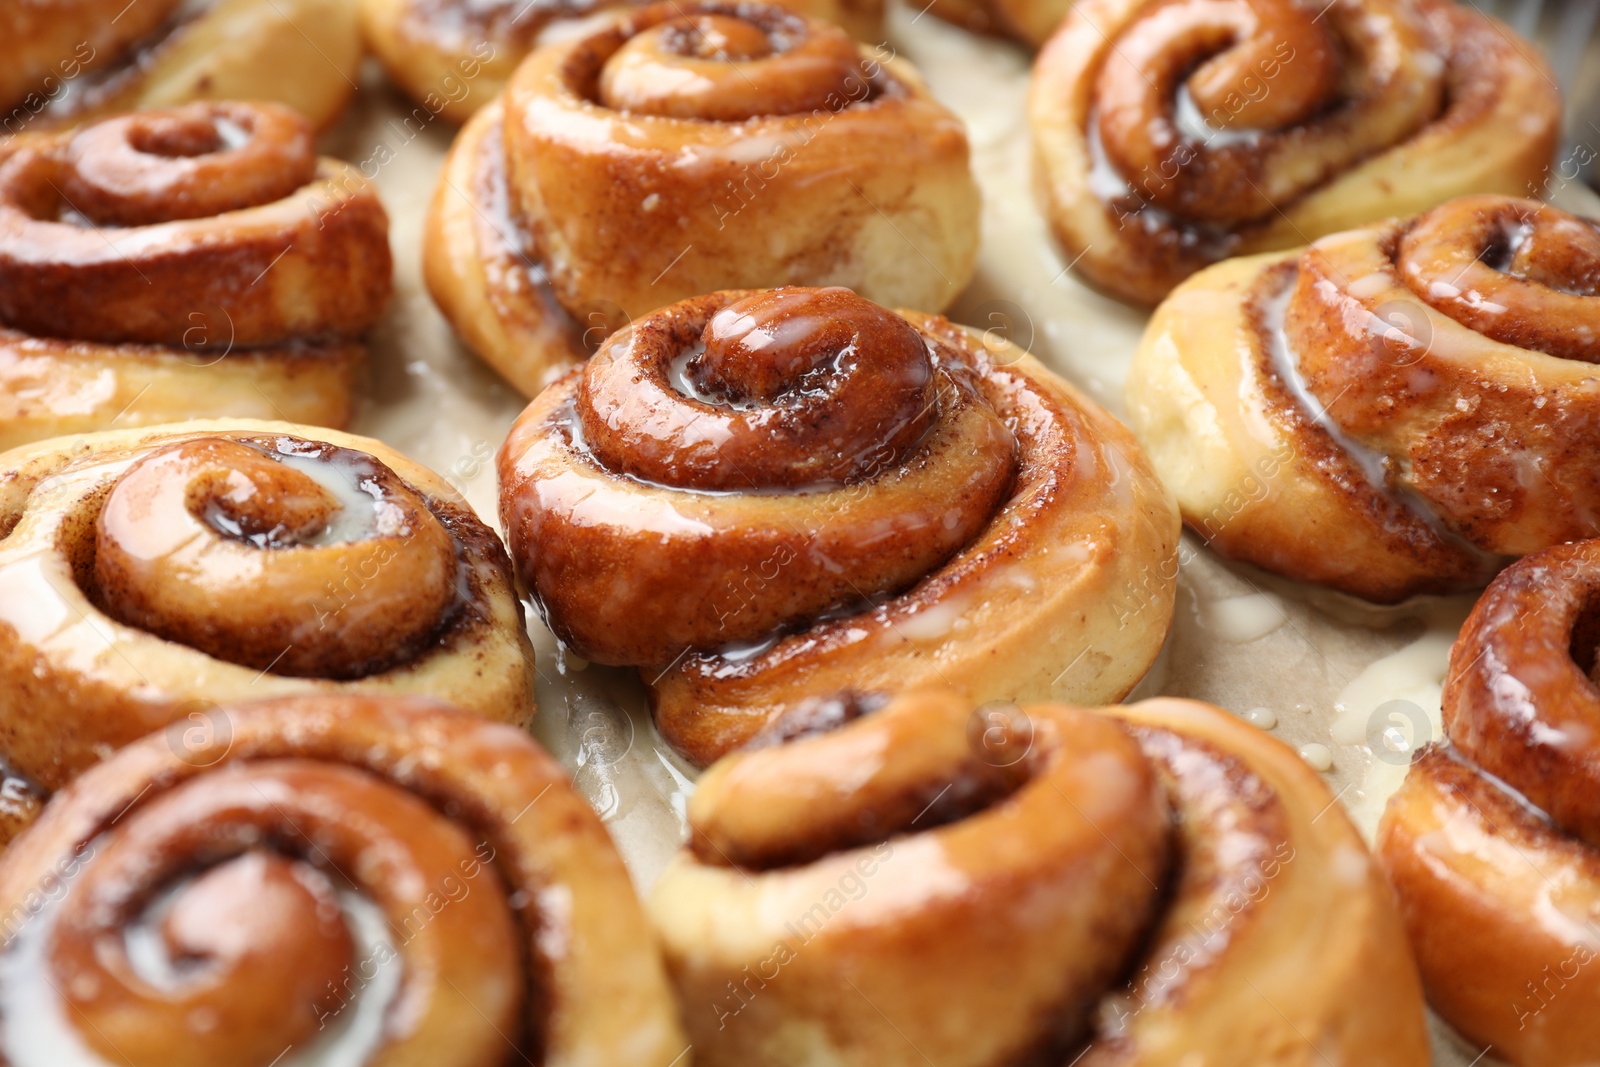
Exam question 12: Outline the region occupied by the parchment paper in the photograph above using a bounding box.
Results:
[319,9,1600,1061]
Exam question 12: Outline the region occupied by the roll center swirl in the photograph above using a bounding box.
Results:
[51,102,317,227]
[1093,0,1401,224]
[92,436,458,679]
[1398,196,1600,362]
[577,286,939,490]
[39,758,519,1067]
[596,2,866,121]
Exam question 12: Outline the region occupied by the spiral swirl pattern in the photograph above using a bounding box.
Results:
[505,288,1014,664]
[0,421,536,809]
[93,437,458,679]
[359,0,883,126]
[0,103,390,449]
[1396,197,1600,363]
[500,287,1178,765]
[0,694,686,1067]
[651,690,1428,1066]
[1129,195,1600,602]
[0,103,387,347]
[424,0,977,395]
[597,8,864,119]
[1031,0,1561,304]
[1380,541,1600,1065]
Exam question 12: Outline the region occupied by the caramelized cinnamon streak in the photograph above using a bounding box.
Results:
[1287,198,1600,555]
[502,288,1017,665]
[1128,195,1600,602]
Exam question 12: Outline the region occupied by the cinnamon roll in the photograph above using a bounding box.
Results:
[1379,540,1600,1066]
[923,0,1068,48]
[425,0,978,395]
[1,0,361,134]
[0,692,688,1066]
[0,420,536,813]
[1125,194,1600,603]
[650,689,1430,1065]
[0,102,391,452]
[1030,0,1562,305]
[361,0,884,126]
[498,287,1179,767]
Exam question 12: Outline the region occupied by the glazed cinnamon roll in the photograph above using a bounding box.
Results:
[923,0,1068,47]
[0,102,390,451]
[0,420,536,817]
[1378,541,1600,1066]
[1,0,361,133]
[1125,194,1600,602]
[1030,0,1562,305]
[0,692,688,1067]
[361,0,884,126]
[425,0,978,394]
[498,287,1179,766]
[650,689,1430,1065]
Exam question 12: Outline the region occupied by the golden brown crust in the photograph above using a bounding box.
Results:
[1442,542,1600,847]
[0,0,178,118]
[0,328,364,452]
[921,0,1071,47]
[0,420,537,809]
[1128,195,1600,602]
[1378,546,1600,1063]
[1381,747,1600,1067]
[0,103,391,450]
[499,287,1178,766]
[0,693,687,1066]
[427,1,978,395]
[650,691,1430,1066]
[2,0,362,133]
[423,100,623,397]
[1031,0,1561,305]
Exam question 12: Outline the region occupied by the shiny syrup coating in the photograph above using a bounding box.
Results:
[0,694,685,1067]
[1095,0,1342,222]
[1281,195,1600,557]
[1032,0,1560,305]
[0,101,392,348]
[651,692,1424,1065]
[1378,542,1600,1064]
[1442,540,1600,847]
[58,102,317,226]
[1399,195,1600,362]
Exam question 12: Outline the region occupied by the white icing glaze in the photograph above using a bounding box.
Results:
[1242,706,1278,729]
[1201,593,1287,643]
[1298,743,1333,772]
